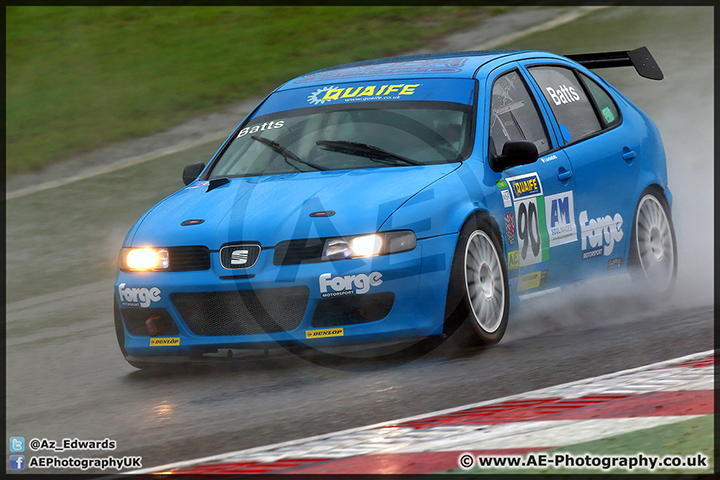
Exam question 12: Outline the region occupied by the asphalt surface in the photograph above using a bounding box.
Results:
[5,6,714,474]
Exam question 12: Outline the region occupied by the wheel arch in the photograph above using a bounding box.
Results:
[627,183,677,295]
[621,180,672,262]
[460,209,505,254]
[443,207,508,337]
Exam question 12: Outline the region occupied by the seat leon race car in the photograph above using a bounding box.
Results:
[114,47,676,368]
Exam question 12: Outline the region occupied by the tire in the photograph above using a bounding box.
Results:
[628,188,677,296]
[444,215,509,345]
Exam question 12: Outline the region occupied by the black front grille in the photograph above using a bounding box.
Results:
[171,287,309,336]
[120,308,179,337]
[168,246,211,271]
[312,292,395,328]
[274,238,325,265]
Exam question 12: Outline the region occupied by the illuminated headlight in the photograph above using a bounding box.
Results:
[322,231,416,261]
[118,247,169,271]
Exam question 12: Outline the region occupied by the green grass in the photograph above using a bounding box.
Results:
[7,6,510,175]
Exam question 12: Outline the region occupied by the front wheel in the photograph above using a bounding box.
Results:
[445,216,509,345]
[629,190,677,296]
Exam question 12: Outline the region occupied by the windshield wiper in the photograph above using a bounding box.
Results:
[316,140,421,166]
[251,135,328,171]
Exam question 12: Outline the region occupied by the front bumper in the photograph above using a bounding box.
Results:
[115,234,458,357]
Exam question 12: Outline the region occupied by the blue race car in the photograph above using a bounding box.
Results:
[114,47,676,368]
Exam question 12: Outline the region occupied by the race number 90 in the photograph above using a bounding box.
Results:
[516,200,541,264]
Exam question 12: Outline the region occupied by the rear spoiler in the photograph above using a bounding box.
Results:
[566,46,663,80]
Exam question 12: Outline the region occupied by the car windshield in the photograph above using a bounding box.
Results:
[208,78,476,178]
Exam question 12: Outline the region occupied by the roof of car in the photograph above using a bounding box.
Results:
[281,50,537,89]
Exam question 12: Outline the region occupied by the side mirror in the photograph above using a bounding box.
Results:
[489,141,538,172]
[182,162,205,185]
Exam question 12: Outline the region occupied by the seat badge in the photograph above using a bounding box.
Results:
[231,249,249,265]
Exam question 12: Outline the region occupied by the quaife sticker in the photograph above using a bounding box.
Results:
[150,338,180,346]
[507,172,543,200]
[118,283,161,308]
[319,272,382,298]
[306,328,344,339]
[307,84,419,105]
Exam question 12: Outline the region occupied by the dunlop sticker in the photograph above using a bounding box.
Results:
[306,328,344,339]
[150,338,180,346]
[518,270,548,291]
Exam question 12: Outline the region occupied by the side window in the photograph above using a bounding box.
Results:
[528,66,601,143]
[579,73,620,128]
[489,70,550,157]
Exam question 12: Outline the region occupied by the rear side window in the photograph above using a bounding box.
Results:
[489,70,550,157]
[579,73,620,128]
[529,66,601,143]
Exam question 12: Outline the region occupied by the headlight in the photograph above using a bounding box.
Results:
[322,231,416,261]
[118,247,169,271]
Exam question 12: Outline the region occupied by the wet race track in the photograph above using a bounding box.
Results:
[5,7,714,473]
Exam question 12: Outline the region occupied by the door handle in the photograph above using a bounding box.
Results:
[557,169,573,181]
[622,147,637,161]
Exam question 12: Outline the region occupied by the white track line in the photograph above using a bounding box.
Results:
[6,131,230,201]
[129,349,714,475]
[7,6,607,201]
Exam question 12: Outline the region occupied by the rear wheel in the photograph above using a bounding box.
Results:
[629,190,677,295]
[445,215,509,345]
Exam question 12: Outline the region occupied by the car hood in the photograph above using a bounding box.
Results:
[130,164,459,249]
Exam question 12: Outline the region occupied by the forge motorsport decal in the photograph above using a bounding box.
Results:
[579,210,624,258]
[318,272,383,298]
[117,283,161,308]
[506,173,549,268]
